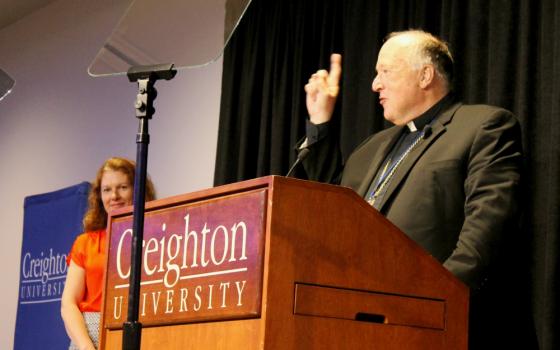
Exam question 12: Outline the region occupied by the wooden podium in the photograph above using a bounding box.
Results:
[99,176,469,349]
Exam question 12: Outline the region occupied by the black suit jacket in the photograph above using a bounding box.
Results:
[302,102,523,290]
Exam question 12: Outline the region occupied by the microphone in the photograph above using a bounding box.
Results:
[422,124,432,139]
[286,148,310,177]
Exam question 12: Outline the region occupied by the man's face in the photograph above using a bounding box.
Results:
[371,36,424,125]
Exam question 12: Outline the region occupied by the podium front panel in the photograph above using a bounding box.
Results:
[103,188,267,328]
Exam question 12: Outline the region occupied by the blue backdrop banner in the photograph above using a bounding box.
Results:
[14,182,90,350]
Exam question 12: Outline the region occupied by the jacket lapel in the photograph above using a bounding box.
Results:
[356,126,403,197]
[376,102,462,210]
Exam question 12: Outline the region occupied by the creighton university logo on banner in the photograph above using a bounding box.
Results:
[19,248,68,304]
[14,182,90,350]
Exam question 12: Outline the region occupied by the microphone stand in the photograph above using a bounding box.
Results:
[123,63,176,350]
[286,148,310,177]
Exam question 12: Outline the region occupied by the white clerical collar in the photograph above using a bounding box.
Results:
[406,120,418,132]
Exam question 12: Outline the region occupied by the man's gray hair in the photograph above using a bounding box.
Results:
[386,30,454,90]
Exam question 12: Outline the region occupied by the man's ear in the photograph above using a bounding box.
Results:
[419,65,435,88]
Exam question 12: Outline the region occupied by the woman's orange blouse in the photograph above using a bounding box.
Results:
[66,229,106,312]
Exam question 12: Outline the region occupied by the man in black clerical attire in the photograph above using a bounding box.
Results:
[300,30,534,349]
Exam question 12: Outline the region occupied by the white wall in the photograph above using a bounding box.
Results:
[0,0,223,348]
